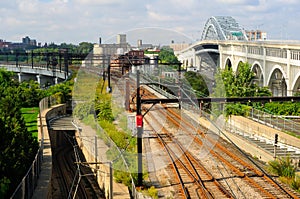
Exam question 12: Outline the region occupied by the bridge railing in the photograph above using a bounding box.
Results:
[0,61,68,72]
[247,108,300,135]
[10,96,59,199]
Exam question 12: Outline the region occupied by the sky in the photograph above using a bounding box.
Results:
[0,0,299,45]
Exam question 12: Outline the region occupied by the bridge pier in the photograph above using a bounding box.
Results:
[18,72,37,83]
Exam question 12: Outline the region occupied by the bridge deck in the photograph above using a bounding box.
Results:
[48,115,77,131]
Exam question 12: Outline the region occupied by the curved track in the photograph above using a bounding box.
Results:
[50,130,104,199]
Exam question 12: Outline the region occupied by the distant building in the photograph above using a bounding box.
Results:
[137,39,153,50]
[22,36,37,46]
[170,43,190,52]
[245,30,267,41]
[0,39,10,48]
[92,34,131,67]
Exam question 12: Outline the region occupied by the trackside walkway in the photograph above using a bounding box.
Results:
[32,108,52,199]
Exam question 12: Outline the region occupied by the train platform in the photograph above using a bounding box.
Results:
[184,109,300,164]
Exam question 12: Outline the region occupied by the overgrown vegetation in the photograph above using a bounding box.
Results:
[267,156,300,193]
[255,101,300,116]
[72,70,145,188]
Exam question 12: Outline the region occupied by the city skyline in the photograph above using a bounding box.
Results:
[0,0,298,45]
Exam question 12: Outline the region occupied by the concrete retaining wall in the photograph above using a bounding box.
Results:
[228,116,300,148]
[34,104,66,198]
[75,131,111,198]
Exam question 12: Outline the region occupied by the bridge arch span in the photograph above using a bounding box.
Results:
[224,57,232,69]
[267,65,288,96]
[251,61,264,87]
[235,59,246,73]
[201,16,247,41]
[291,71,300,95]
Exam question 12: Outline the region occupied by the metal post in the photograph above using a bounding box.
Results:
[46,52,49,70]
[177,63,181,109]
[107,63,111,93]
[95,136,98,179]
[274,133,278,159]
[125,78,131,111]
[31,51,34,68]
[109,162,113,199]
[59,51,62,72]
[16,52,18,67]
[64,49,68,79]
[136,70,143,187]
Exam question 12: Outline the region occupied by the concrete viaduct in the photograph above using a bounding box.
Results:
[176,16,300,97]
[0,64,69,86]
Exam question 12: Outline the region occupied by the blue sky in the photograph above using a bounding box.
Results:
[0,0,298,45]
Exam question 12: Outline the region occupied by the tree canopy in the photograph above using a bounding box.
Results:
[158,47,180,66]
[214,62,271,98]
[184,71,209,97]
[0,69,39,198]
[213,62,271,116]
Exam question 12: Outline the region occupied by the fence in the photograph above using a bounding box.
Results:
[248,108,300,135]
[10,149,43,199]
[10,96,59,199]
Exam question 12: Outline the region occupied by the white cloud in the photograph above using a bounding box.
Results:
[216,0,248,4]
[0,0,300,43]
[74,0,123,5]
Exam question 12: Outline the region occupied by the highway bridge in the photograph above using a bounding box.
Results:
[176,16,300,97]
[0,51,87,86]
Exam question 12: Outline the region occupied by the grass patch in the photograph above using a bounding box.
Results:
[21,107,39,139]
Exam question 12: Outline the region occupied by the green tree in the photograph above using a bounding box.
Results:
[0,69,38,197]
[77,42,93,54]
[158,47,180,68]
[184,71,209,97]
[18,80,45,107]
[213,62,271,116]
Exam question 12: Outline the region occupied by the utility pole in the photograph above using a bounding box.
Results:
[136,70,143,187]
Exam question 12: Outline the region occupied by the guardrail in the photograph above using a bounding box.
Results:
[248,108,300,135]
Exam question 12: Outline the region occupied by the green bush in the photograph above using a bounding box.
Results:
[268,156,296,178]
[147,186,158,199]
[291,175,300,192]
[225,103,252,117]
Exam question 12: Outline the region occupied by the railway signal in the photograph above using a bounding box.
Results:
[274,133,278,159]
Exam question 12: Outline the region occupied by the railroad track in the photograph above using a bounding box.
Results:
[50,131,104,198]
[137,85,299,198]
[165,107,300,198]
[109,72,300,198]
[145,113,233,198]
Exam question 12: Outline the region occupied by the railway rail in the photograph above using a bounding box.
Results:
[140,86,300,198]
[50,131,104,198]
[108,69,300,198]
